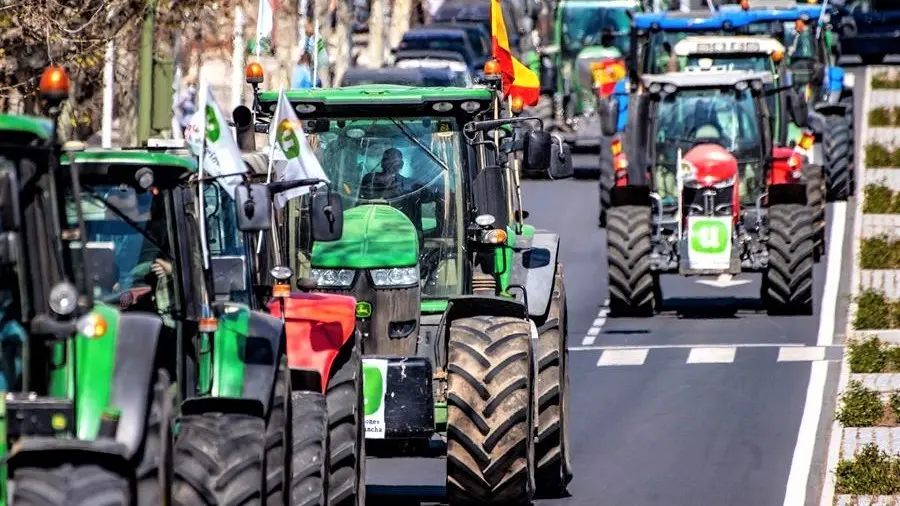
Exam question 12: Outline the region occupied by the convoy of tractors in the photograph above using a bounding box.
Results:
[0,0,876,504]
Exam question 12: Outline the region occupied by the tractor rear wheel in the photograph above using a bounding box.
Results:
[13,464,130,505]
[289,391,329,506]
[136,369,173,506]
[535,267,573,497]
[446,316,535,505]
[265,359,289,505]
[823,116,854,201]
[598,141,613,228]
[803,163,826,261]
[172,413,266,505]
[325,334,364,506]
[763,204,815,315]
[607,205,656,317]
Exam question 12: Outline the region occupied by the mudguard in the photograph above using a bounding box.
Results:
[7,437,132,478]
[808,106,847,136]
[242,311,284,412]
[267,293,357,393]
[768,183,808,206]
[510,231,560,322]
[109,312,163,460]
[610,185,652,207]
[443,295,528,324]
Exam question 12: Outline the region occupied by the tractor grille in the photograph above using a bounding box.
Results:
[682,184,734,218]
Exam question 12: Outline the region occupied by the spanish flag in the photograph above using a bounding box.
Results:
[510,56,540,107]
[490,0,515,93]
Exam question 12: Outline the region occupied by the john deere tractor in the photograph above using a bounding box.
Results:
[0,69,169,505]
[599,71,818,316]
[242,79,575,504]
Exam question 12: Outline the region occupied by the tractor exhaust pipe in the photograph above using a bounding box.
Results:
[233,105,255,151]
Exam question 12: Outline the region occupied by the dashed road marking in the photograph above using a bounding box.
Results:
[581,299,609,346]
[777,346,826,362]
[596,348,648,367]
[687,347,736,364]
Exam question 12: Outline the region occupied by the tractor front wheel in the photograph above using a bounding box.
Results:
[823,116,854,201]
[13,464,130,505]
[803,163,826,261]
[607,205,656,317]
[289,391,329,506]
[763,204,815,315]
[136,369,173,506]
[446,316,535,505]
[172,414,266,505]
[598,141,613,228]
[535,267,573,497]
[265,359,289,505]
[325,334,365,506]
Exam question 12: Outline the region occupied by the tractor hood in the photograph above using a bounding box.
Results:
[311,204,419,269]
[683,144,738,186]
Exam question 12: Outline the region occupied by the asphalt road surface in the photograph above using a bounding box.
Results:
[364,67,868,505]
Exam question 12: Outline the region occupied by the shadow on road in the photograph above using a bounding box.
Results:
[663,296,765,318]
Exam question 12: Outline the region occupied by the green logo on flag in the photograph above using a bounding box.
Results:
[363,364,384,416]
[276,120,300,159]
[690,219,729,254]
[205,105,221,143]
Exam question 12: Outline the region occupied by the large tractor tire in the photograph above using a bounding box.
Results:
[598,142,613,228]
[823,116,854,201]
[762,204,815,315]
[325,335,364,506]
[803,163,827,261]
[289,391,329,506]
[172,413,266,505]
[13,464,131,505]
[607,205,656,317]
[446,316,536,505]
[136,369,174,506]
[535,267,572,497]
[265,360,289,505]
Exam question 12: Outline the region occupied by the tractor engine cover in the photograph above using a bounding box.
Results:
[684,144,738,187]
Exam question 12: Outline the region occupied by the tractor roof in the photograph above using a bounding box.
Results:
[633,5,822,31]
[559,0,639,8]
[0,114,52,140]
[674,35,785,56]
[60,149,197,172]
[257,85,493,118]
[642,70,774,89]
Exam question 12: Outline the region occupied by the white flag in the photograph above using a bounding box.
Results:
[268,90,329,208]
[255,0,274,56]
[198,81,247,198]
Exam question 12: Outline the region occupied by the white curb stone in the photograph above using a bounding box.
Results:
[869,127,900,147]
[861,215,900,238]
[841,427,900,458]
[859,270,900,298]
[836,496,900,506]
[864,169,900,190]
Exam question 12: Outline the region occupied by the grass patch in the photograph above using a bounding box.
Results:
[863,184,900,214]
[867,143,896,168]
[860,235,900,269]
[873,72,900,90]
[848,336,900,373]
[854,290,900,330]
[869,107,899,127]
[836,381,887,427]
[836,444,900,495]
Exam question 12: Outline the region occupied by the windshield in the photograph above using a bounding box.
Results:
[398,36,471,63]
[66,183,177,318]
[561,6,631,59]
[653,88,763,202]
[646,31,722,73]
[297,116,465,299]
[683,54,774,73]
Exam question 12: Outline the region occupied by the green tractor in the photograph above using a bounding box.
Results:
[60,145,340,505]
[0,70,169,505]
[241,83,575,504]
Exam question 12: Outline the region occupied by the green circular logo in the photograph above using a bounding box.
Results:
[205,105,221,143]
[362,364,384,416]
[277,120,300,159]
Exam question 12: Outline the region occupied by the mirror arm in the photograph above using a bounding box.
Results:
[267,178,326,194]
[465,116,545,134]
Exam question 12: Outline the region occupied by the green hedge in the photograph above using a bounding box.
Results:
[873,72,900,90]
[860,235,900,269]
[836,444,900,495]
[863,184,900,214]
[870,107,900,127]
[854,290,900,330]
[866,143,900,168]
[836,381,887,427]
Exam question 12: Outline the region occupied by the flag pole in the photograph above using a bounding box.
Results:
[197,75,211,271]
[312,19,320,88]
[509,95,524,232]
[256,88,282,255]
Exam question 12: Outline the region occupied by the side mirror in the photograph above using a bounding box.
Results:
[235,184,273,232]
[599,98,619,137]
[81,242,118,292]
[210,256,248,297]
[549,138,574,179]
[788,89,810,129]
[522,130,552,174]
[311,190,344,242]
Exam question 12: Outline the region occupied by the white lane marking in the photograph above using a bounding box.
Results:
[783,361,829,506]
[597,348,648,366]
[581,300,609,346]
[817,201,847,347]
[686,347,736,364]
[777,346,826,362]
[571,342,811,351]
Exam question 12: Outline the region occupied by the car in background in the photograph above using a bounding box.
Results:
[395,26,482,77]
[394,50,473,87]
[433,0,523,51]
[429,22,492,70]
[836,0,900,64]
[339,66,465,87]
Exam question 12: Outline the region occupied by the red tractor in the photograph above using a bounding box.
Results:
[598,70,821,316]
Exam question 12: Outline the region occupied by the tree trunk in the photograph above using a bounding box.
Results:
[367,0,385,68]
[387,0,413,53]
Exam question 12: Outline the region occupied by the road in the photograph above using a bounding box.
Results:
[364,67,868,505]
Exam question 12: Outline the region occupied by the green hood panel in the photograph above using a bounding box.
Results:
[312,205,419,269]
[74,303,120,440]
[212,303,252,399]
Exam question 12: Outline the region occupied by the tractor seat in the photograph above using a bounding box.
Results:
[692,124,723,143]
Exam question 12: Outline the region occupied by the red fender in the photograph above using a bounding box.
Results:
[268,293,357,393]
[769,146,798,186]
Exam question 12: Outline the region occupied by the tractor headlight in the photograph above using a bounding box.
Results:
[371,266,419,288]
[310,268,356,288]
